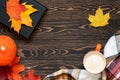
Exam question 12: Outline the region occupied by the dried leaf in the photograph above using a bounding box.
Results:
[0,57,25,80]
[6,0,38,33]
[22,70,42,80]
[11,19,21,33]
[6,0,26,20]
[88,7,110,27]
[7,57,25,80]
[21,3,38,27]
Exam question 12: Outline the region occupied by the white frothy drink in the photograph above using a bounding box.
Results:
[83,51,106,74]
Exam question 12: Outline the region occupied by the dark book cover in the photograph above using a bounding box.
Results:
[0,0,47,39]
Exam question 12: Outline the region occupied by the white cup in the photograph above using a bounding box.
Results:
[83,44,106,74]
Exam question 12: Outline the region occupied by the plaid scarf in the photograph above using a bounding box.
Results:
[44,69,101,80]
[106,55,120,80]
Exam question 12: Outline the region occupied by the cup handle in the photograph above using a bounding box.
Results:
[95,43,102,52]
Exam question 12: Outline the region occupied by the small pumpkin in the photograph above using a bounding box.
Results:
[0,35,17,66]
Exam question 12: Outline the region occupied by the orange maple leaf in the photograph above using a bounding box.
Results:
[22,70,42,80]
[7,57,25,80]
[0,57,25,80]
[6,0,38,33]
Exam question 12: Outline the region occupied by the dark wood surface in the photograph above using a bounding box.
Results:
[1,0,120,78]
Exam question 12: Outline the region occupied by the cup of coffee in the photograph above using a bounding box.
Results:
[83,44,106,74]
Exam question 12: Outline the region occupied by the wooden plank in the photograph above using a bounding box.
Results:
[0,0,120,78]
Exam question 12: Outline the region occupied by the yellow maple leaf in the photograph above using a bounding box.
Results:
[88,7,110,27]
[21,3,38,27]
[11,19,21,33]
[7,0,38,33]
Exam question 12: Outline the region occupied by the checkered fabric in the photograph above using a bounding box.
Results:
[44,69,101,80]
[106,55,120,80]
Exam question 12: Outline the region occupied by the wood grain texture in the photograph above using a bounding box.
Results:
[1,0,120,78]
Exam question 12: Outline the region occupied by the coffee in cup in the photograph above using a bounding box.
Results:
[83,44,106,74]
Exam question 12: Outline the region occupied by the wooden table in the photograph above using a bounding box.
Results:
[1,0,120,78]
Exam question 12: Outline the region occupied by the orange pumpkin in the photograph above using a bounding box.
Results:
[0,35,17,66]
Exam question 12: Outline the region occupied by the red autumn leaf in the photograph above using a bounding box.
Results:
[22,70,42,80]
[0,57,25,80]
[7,57,25,80]
[6,0,26,20]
